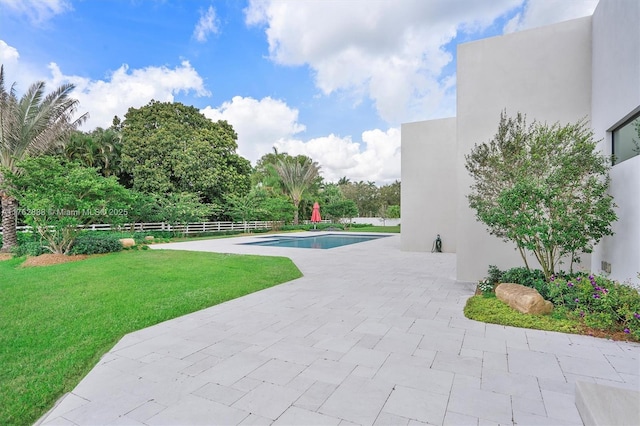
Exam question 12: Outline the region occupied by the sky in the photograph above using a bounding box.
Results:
[0,0,599,185]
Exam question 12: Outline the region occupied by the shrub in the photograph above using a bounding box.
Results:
[477,279,495,294]
[501,267,548,298]
[486,265,502,285]
[546,274,640,339]
[11,241,48,257]
[70,233,123,255]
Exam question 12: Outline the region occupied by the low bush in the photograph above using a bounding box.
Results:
[133,231,173,241]
[546,274,640,340]
[11,241,48,257]
[70,233,123,255]
[500,267,548,297]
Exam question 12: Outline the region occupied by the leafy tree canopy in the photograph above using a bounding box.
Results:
[380,180,401,208]
[5,156,133,254]
[57,127,123,179]
[465,111,617,278]
[340,180,380,217]
[324,199,358,225]
[320,183,344,206]
[120,100,251,207]
[251,147,287,190]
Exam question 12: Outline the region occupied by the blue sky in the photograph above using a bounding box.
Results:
[0,0,598,184]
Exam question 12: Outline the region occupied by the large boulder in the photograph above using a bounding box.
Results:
[495,283,553,315]
[119,238,136,248]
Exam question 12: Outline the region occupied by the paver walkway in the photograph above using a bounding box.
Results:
[39,233,639,425]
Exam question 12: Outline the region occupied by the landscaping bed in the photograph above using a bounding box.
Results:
[466,266,640,343]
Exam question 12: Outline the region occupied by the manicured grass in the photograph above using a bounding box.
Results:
[347,225,400,233]
[464,294,583,335]
[0,250,302,425]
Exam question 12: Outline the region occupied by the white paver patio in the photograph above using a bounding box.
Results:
[38,233,640,425]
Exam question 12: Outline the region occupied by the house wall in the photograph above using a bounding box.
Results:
[401,118,457,253]
[590,0,640,285]
[455,17,593,282]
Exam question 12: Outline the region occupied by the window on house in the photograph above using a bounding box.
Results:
[612,112,640,165]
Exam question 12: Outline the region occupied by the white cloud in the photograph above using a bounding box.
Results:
[193,5,219,42]
[275,128,401,185]
[0,39,21,84]
[201,95,399,184]
[504,0,599,33]
[0,39,50,93]
[201,96,305,164]
[0,0,72,24]
[0,39,19,63]
[47,61,209,130]
[245,0,522,124]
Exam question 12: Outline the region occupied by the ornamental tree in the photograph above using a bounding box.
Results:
[465,112,617,278]
[5,156,132,254]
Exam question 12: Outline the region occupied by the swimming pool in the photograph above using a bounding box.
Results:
[241,233,389,249]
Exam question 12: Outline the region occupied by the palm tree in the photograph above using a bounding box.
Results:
[337,176,350,186]
[0,65,87,252]
[275,157,320,224]
[61,131,97,167]
[60,128,123,177]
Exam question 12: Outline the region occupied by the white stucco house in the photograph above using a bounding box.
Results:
[401,0,639,286]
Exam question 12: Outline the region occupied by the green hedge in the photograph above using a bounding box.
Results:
[70,233,123,255]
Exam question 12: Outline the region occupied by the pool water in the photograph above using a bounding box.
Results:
[242,233,389,249]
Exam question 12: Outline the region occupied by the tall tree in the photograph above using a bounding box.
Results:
[341,180,380,217]
[465,112,617,277]
[379,180,401,207]
[0,65,87,252]
[120,100,251,209]
[275,157,320,224]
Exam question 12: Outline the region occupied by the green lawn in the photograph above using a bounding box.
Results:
[348,225,400,233]
[0,250,302,425]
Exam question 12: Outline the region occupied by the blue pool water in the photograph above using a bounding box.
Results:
[242,233,389,249]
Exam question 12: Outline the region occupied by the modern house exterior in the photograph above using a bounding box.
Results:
[401,0,640,286]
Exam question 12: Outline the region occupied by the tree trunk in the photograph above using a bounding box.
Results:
[293,202,299,225]
[1,194,18,252]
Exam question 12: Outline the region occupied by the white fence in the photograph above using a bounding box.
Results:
[5,221,275,235]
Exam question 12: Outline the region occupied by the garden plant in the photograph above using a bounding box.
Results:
[466,265,640,342]
[465,112,616,278]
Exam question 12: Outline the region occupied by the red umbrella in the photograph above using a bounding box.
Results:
[311,202,321,229]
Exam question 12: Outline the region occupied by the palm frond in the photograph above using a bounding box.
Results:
[0,68,87,174]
